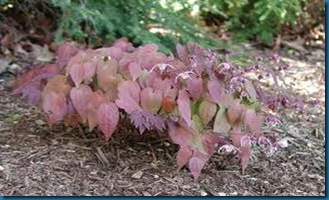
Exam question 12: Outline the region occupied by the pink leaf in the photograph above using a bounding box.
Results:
[218,94,234,108]
[83,62,96,82]
[198,100,217,126]
[201,133,219,154]
[186,78,203,101]
[244,109,263,133]
[230,131,243,147]
[69,63,84,87]
[86,91,107,131]
[240,146,251,174]
[112,37,134,52]
[168,122,196,147]
[176,147,193,171]
[94,47,124,61]
[177,90,191,126]
[115,80,141,113]
[207,79,222,103]
[188,151,208,180]
[70,85,93,122]
[128,62,142,81]
[97,102,119,141]
[227,101,245,125]
[42,91,67,126]
[176,44,188,63]
[140,87,162,113]
[56,43,79,69]
[188,133,220,180]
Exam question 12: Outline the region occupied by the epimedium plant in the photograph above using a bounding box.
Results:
[13,38,295,180]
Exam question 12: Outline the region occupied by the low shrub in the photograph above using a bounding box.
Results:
[13,38,298,179]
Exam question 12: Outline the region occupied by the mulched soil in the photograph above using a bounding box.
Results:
[0,43,325,196]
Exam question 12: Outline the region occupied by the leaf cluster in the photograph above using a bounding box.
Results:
[13,39,292,180]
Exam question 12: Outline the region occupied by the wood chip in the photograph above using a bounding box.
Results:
[131,171,143,179]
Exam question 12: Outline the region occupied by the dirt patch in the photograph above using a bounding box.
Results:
[0,44,325,196]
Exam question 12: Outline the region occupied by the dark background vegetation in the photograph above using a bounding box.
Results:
[0,0,324,53]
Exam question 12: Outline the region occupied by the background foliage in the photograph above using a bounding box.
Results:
[0,0,324,52]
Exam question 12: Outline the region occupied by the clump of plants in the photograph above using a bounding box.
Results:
[13,38,297,180]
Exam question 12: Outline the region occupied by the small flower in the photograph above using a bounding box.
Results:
[175,70,197,82]
[258,136,272,147]
[276,138,289,148]
[240,136,252,147]
[270,53,281,63]
[264,116,281,126]
[218,144,238,154]
[204,50,217,63]
[280,95,290,107]
[310,99,320,107]
[150,63,176,73]
[240,91,249,98]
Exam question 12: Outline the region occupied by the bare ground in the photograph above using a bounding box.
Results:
[0,44,325,196]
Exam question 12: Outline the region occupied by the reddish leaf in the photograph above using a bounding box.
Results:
[115,80,141,113]
[207,79,222,103]
[201,133,219,154]
[86,90,107,131]
[63,114,82,127]
[43,75,71,95]
[69,63,84,87]
[230,131,242,147]
[96,59,121,100]
[42,91,67,126]
[198,100,217,126]
[13,64,60,104]
[176,147,193,171]
[218,93,234,108]
[97,102,119,141]
[177,90,191,126]
[168,122,204,153]
[129,110,165,133]
[188,133,220,180]
[168,122,196,147]
[83,62,97,82]
[188,151,208,180]
[176,44,189,63]
[94,47,124,62]
[140,87,162,114]
[128,62,142,81]
[240,146,251,174]
[187,78,203,101]
[244,109,263,133]
[112,37,134,52]
[227,100,245,125]
[56,43,79,69]
[70,85,93,122]
[213,106,231,135]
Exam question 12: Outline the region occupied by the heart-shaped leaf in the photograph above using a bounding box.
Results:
[97,102,119,141]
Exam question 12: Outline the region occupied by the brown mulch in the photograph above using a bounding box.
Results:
[0,43,325,196]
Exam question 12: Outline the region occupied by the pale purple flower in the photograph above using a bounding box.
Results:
[270,53,281,63]
[275,138,289,148]
[150,63,176,73]
[175,70,197,82]
[264,116,281,126]
[240,136,252,147]
[218,144,238,154]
